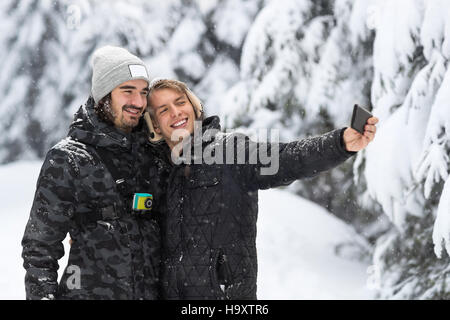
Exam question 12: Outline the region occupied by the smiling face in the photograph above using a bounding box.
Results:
[110,79,149,133]
[148,88,196,149]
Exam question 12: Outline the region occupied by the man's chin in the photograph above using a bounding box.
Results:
[116,119,139,132]
[125,116,141,126]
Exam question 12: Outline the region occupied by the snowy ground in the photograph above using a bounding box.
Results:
[257,189,374,299]
[0,161,374,300]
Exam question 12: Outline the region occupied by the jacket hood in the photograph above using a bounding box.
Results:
[68,96,149,150]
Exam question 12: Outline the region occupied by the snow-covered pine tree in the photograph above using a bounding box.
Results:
[220,0,385,242]
[0,0,262,163]
[364,0,450,299]
[0,0,164,162]
[149,0,264,117]
[0,0,70,162]
[294,0,384,236]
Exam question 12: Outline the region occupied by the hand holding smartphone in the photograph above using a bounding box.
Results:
[351,104,373,134]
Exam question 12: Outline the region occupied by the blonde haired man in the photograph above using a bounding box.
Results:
[146,79,377,300]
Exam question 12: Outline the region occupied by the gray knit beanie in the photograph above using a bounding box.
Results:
[91,46,149,104]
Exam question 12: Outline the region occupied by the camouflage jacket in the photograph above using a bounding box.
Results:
[22,97,163,300]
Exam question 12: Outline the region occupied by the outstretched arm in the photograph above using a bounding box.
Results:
[234,117,378,190]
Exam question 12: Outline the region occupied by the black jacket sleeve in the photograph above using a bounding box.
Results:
[229,128,356,191]
[21,149,76,300]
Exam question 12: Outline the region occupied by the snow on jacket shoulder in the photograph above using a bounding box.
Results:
[21,97,162,300]
[157,116,355,300]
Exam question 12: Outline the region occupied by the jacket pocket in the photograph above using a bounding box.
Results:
[186,166,222,217]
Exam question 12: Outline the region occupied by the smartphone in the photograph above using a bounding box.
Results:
[351,104,372,134]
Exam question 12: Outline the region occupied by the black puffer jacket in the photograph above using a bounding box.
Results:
[21,97,163,300]
[155,116,355,299]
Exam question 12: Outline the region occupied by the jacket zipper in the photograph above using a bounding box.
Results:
[176,166,187,297]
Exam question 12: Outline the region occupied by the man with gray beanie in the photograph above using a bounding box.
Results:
[21,45,163,300]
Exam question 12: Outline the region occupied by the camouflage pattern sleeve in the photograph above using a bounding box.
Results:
[21,148,77,300]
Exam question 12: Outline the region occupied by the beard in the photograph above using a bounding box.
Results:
[96,95,144,133]
[114,104,143,131]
